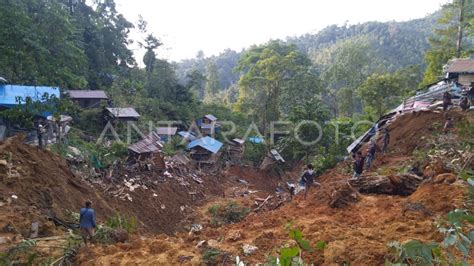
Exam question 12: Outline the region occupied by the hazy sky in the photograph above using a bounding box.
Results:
[115,0,448,62]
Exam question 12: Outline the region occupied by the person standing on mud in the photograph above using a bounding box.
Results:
[352,151,365,179]
[365,139,377,170]
[442,91,452,111]
[301,164,318,200]
[79,201,96,246]
[35,118,45,149]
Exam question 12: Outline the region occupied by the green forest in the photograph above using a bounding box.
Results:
[1,0,473,172]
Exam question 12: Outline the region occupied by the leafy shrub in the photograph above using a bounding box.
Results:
[223,202,250,224]
[243,142,266,166]
[266,225,326,266]
[207,202,249,227]
[106,213,137,233]
[202,248,221,264]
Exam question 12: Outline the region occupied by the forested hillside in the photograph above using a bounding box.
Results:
[175,13,439,103]
[0,0,471,173]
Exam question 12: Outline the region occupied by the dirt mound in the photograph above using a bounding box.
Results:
[0,135,282,241]
[75,110,473,265]
[0,136,116,239]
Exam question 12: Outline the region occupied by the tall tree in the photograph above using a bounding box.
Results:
[235,41,320,133]
[357,73,406,117]
[203,61,221,103]
[0,0,87,88]
[321,40,372,117]
[422,0,474,86]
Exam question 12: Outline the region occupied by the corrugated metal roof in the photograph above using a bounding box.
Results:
[128,132,163,154]
[106,107,140,118]
[67,90,108,99]
[0,84,60,106]
[270,149,285,162]
[156,127,178,135]
[187,136,223,154]
[232,138,245,144]
[204,114,217,121]
[178,131,198,141]
[446,59,474,73]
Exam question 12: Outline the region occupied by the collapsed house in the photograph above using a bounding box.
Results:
[65,90,108,109]
[187,136,223,164]
[128,132,165,172]
[347,58,471,154]
[227,138,245,163]
[196,114,221,136]
[260,149,285,170]
[156,127,178,142]
[104,107,140,122]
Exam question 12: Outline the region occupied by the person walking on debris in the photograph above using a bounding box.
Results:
[460,96,470,111]
[442,91,452,111]
[382,128,390,154]
[35,118,46,149]
[79,201,96,246]
[352,151,365,179]
[301,164,319,200]
[365,138,377,170]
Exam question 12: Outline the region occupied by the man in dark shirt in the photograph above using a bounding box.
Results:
[301,164,319,200]
[365,139,377,170]
[442,92,452,111]
[79,201,96,246]
[352,151,365,179]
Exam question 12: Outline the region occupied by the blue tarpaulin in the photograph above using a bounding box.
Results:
[187,136,223,154]
[248,136,264,144]
[0,84,60,107]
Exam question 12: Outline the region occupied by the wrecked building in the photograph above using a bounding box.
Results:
[227,138,245,163]
[66,90,108,109]
[128,132,165,172]
[260,149,285,170]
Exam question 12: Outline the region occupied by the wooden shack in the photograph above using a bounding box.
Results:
[187,136,223,164]
[66,90,108,109]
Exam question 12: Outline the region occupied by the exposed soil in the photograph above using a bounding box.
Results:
[74,110,473,265]
[1,110,472,265]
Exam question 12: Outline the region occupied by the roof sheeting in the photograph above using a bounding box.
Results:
[232,138,245,145]
[178,131,198,141]
[106,107,140,118]
[156,127,178,135]
[187,136,223,154]
[446,59,474,73]
[204,114,217,121]
[270,149,285,162]
[66,90,108,99]
[128,132,163,154]
[0,84,60,106]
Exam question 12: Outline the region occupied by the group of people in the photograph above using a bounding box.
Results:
[351,128,390,179]
[443,85,474,112]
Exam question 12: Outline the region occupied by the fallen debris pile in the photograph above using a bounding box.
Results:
[349,173,424,196]
[329,182,360,208]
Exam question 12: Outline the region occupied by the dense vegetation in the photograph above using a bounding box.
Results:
[0,0,471,173]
